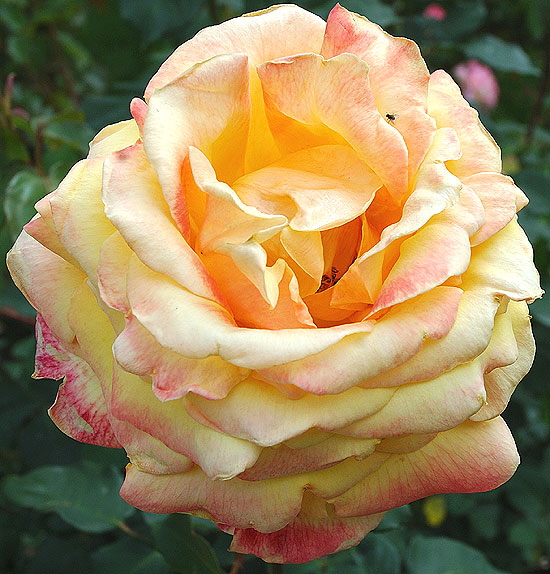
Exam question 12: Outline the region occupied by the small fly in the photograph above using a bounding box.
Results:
[385,113,399,123]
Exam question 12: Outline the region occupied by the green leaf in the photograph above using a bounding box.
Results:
[465,35,539,75]
[43,119,94,152]
[360,532,401,574]
[150,514,222,574]
[4,170,49,240]
[92,537,171,574]
[406,535,508,574]
[3,461,135,532]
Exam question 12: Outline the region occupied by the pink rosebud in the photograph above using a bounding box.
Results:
[423,3,447,20]
[453,59,500,109]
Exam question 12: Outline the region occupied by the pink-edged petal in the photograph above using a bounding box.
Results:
[129,97,147,134]
[233,144,381,231]
[258,52,408,199]
[472,301,536,421]
[229,493,384,564]
[144,53,252,233]
[122,453,389,532]
[202,253,315,329]
[331,417,519,517]
[145,5,326,97]
[113,314,249,401]
[322,4,435,182]
[33,314,120,448]
[260,286,462,394]
[465,172,529,245]
[185,378,394,446]
[428,69,501,177]
[372,184,483,313]
[102,143,226,305]
[7,231,85,343]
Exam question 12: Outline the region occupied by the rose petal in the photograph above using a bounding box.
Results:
[428,69,501,177]
[258,52,408,199]
[145,5,326,97]
[331,417,519,517]
[34,315,120,448]
[322,4,435,182]
[229,492,383,564]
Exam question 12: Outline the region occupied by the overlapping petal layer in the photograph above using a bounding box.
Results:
[7,3,541,565]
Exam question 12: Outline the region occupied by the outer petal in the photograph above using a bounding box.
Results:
[229,493,384,564]
[331,417,519,517]
[34,314,119,448]
[145,5,326,97]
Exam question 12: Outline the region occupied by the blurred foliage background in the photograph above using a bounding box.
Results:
[1,0,549,572]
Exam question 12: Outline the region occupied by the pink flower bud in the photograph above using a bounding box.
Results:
[423,3,447,20]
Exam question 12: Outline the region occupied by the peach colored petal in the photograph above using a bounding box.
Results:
[259,286,462,394]
[125,256,376,370]
[258,52,408,199]
[322,4,436,182]
[229,493,384,564]
[372,185,484,313]
[113,314,249,401]
[145,5,326,97]
[33,314,119,448]
[234,144,381,231]
[7,231,85,343]
[102,143,226,305]
[202,252,315,329]
[428,69,501,177]
[331,418,519,517]
[465,172,529,245]
[144,54,252,234]
[471,301,535,421]
[185,378,394,446]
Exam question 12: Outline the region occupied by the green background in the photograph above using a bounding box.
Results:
[1,0,549,572]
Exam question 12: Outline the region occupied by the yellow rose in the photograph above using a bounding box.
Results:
[7,4,542,564]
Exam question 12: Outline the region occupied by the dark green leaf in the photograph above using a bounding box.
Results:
[406,535,508,574]
[465,35,539,75]
[3,462,134,532]
[4,170,49,240]
[92,537,171,574]
[360,532,401,574]
[151,514,222,574]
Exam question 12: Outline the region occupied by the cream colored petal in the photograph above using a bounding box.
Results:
[145,5,326,97]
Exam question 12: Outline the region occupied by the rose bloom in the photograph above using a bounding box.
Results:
[7,4,541,564]
[454,59,500,110]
